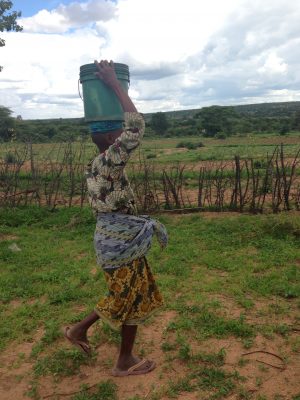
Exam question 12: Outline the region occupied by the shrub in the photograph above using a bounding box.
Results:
[216,132,227,140]
[176,141,204,150]
[4,152,18,164]
[253,160,267,169]
[146,153,157,159]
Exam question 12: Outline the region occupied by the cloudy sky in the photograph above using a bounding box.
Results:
[1,0,300,119]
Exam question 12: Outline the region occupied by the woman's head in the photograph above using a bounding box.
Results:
[89,120,123,153]
[92,129,123,153]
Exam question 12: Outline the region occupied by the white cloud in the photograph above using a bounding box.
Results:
[20,9,67,33]
[0,29,106,118]
[19,0,116,33]
[1,0,300,119]
[101,0,240,63]
[258,53,288,74]
[57,0,116,24]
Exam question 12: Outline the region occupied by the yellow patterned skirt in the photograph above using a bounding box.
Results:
[95,257,163,329]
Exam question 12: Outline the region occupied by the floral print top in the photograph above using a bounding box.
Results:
[86,112,145,215]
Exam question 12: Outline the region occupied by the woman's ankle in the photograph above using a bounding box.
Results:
[116,354,139,369]
[69,325,88,339]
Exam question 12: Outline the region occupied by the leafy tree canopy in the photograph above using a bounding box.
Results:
[0,105,15,141]
[0,1,22,70]
[195,106,239,136]
[150,112,169,135]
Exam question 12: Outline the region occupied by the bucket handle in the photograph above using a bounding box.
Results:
[78,79,83,101]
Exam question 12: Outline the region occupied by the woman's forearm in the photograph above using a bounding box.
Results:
[110,81,137,113]
[94,60,138,113]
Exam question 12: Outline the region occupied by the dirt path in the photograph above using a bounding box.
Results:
[0,306,299,400]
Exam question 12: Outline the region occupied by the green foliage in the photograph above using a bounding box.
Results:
[167,376,195,397]
[0,105,15,141]
[176,140,204,149]
[177,339,191,360]
[166,364,238,399]
[293,109,300,131]
[215,132,227,140]
[14,117,89,142]
[253,160,267,169]
[279,119,290,135]
[161,341,176,352]
[0,1,23,70]
[196,367,236,398]
[71,381,118,400]
[3,101,300,143]
[193,349,226,367]
[173,305,254,339]
[150,112,169,134]
[146,153,157,159]
[195,106,239,137]
[4,150,17,162]
[261,215,300,239]
[34,348,92,376]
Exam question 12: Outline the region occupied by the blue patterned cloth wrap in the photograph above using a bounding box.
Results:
[94,213,168,269]
[89,121,123,134]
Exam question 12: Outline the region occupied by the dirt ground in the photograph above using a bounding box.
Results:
[0,306,299,400]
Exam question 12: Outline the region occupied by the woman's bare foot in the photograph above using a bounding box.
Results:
[64,326,91,355]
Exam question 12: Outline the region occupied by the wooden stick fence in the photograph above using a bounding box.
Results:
[0,143,299,213]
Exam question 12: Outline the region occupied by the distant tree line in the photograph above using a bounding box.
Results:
[0,103,300,143]
[149,105,300,138]
[0,106,89,142]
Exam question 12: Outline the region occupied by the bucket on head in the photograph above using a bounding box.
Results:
[79,62,130,122]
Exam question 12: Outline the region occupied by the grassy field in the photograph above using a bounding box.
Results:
[1,133,300,165]
[0,207,299,399]
[1,132,300,213]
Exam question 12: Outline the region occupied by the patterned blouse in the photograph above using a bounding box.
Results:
[86,112,145,215]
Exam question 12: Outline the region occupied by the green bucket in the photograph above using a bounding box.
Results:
[79,62,130,122]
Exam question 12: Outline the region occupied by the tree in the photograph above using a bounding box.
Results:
[150,112,169,135]
[292,109,300,131]
[0,105,15,141]
[195,106,238,137]
[0,1,23,71]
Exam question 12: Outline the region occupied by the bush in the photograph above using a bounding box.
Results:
[216,133,227,140]
[253,160,267,169]
[176,141,204,150]
[146,153,157,159]
[4,152,18,164]
[262,216,300,239]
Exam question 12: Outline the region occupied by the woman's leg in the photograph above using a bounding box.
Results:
[66,310,99,343]
[115,324,138,369]
[114,324,154,373]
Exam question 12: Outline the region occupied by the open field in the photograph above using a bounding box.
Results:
[0,207,299,400]
[140,134,300,164]
[1,133,300,164]
[1,134,300,213]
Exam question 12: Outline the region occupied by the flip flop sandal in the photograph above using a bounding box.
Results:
[63,326,91,356]
[112,359,156,377]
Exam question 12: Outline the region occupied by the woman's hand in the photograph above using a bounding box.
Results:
[94,59,137,112]
[94,60,119,89]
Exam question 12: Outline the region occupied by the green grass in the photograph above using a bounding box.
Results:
[1,133,300,165]
[33,348,94,377]
[163,358,237,399]
[71,381,118,400]
[0,206,299,398]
